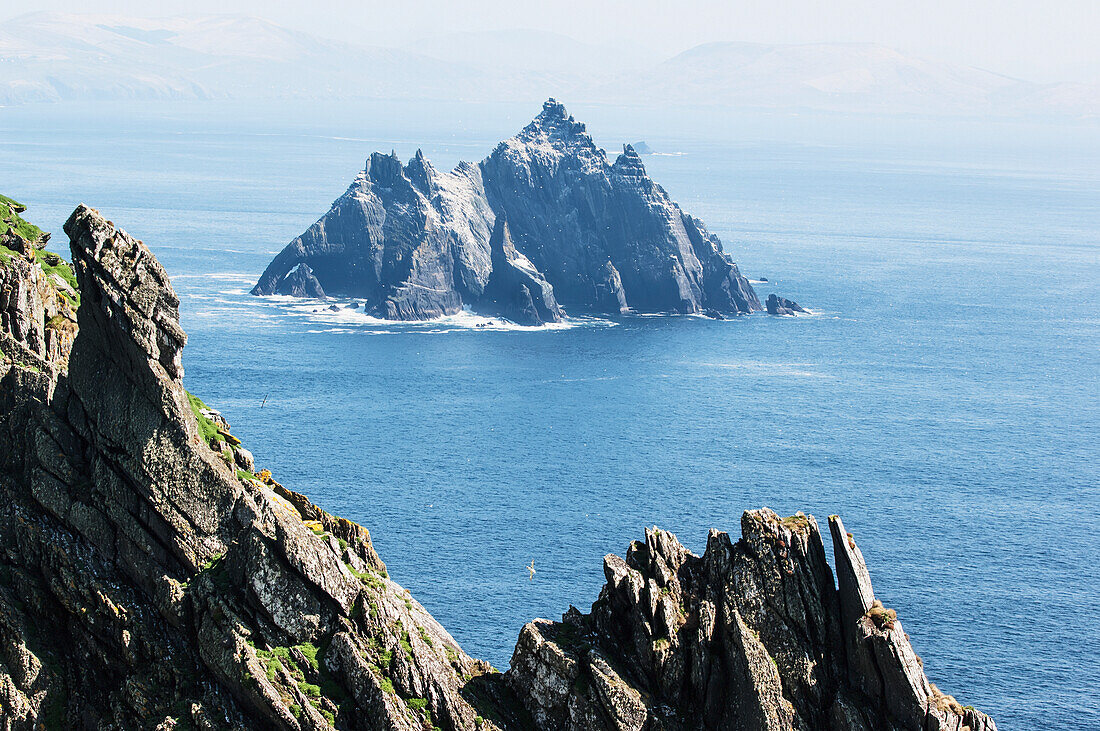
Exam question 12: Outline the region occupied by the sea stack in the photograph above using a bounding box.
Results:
[766,293,807,315]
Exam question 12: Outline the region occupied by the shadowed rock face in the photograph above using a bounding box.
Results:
[507,511,998,731]
[765,294,807,316]
[481,216,564,325]
[252,100,761,323]
[276,263,327,298]
[1,206,512,730]
[1,206,993,729]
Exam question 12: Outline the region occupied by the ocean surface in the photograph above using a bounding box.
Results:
[2,100,1097,729]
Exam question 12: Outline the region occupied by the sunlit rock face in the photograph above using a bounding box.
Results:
[507,511,999,731]
[0,204,995,729]
[252,99,760,324]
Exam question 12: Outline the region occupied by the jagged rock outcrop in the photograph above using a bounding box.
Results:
[252,100,763,323]
[0,205,518,729]
[251,149,500,321]
[507,511,997,731]
[765,294,807,316]
[1,199,77,371]
[1,202,994,729]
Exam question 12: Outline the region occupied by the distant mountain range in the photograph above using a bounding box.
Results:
[601,41,1099,117]
[1,12,1095,118]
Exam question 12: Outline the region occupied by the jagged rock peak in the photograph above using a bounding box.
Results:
[3,204,514,729]
[251,99,770,319]
[405,147,435,193]
[508,98,606,165]
[611,143,647,179]
[365,149,409,188]
[527,97,576,131]
[507,508,998,731]
[65,203,187,381]
[4,205,993,729]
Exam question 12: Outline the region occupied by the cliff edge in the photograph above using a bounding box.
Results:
[1,203,993,730]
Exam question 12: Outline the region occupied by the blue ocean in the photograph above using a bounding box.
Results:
[2,100,1097,729]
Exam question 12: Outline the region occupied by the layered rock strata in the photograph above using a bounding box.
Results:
[0,206,515,729]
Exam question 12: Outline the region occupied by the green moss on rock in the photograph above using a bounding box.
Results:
[0,194,46,244]
[185,390,224,446]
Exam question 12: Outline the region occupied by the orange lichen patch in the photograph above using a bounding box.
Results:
[264,487,306,523]
[846,532,855,550]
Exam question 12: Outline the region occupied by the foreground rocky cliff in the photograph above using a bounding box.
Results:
[251,100,763,324]
[1,203,993,729]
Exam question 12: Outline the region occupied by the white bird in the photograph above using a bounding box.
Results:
[527,560,536,580]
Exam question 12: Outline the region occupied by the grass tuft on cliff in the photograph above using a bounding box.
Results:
[185,390,225,446]
[0,195,80,307]
[0,194,46,244]
[35,249,79,305]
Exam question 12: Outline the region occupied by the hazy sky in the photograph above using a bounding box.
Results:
[5,0,1098,83]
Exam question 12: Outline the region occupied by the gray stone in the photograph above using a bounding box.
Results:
[233,446,255,471]
[508,511,998,731]
[765,293,807,315]
[253,100,762,321]
[0,204,992,731]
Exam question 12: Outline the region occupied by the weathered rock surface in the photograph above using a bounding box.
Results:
[276,263,327,298]
[252,100,763,323]
[0,205,514,729]
[507,511,997,731]
[1,203,994,729]
[0,204,77,370]
[480,216,564,325]
[765,294,807,316]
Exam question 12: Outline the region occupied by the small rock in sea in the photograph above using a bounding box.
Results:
[704,309,725,320]
[765,293,808,316]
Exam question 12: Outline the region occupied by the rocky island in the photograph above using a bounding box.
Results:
[765,294,808,316]
[251,100,767,325]
[1,201,993,729]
